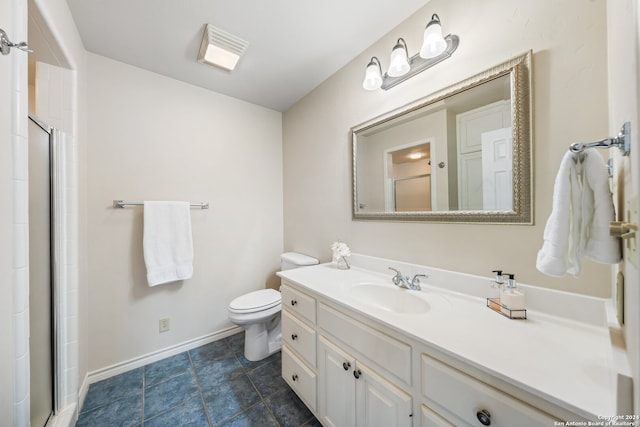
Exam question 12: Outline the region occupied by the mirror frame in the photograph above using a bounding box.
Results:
[351,51,532,224]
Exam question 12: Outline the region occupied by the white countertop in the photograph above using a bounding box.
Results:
[277,255,623,421]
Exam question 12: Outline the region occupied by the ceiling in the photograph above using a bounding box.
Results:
[64,0,431,112]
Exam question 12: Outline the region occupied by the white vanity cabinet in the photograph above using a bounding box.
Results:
[280,277,582,427]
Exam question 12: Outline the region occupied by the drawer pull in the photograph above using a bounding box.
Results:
[292,374,298,382]
[291,333,298,340]
[353,369,362,379]
[476,409,491,426]
[342,362,351,371]
[291,300,298,306]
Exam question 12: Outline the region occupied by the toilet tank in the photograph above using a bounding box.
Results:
[280,252,319,271]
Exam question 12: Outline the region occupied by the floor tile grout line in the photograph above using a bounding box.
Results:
[207,337,264,427]
[239,352,282,427]
[188,349,215,427]
[141,365,203,424]
[77,368,145,420]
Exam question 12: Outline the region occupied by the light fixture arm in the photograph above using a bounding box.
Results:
[367,56,382,73]
[381,34,459,90]
[427,14,441,29]
[394,38,408,56]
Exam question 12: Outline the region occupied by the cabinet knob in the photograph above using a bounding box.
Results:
[353,369,362,379]
[342,362,351,371]
[476,409,491,426]
[291,333,298,341]
[290,300,297,306]
[292,374,298,382]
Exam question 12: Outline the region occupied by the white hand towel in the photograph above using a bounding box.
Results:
[537,149,621,277]
[143,201,194,286]
[536,151,582,277]
[582,150,622,264]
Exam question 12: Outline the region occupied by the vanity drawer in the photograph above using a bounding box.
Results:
[421,355,559,426]
[282,344,317,412]
[281,284,316,324]
[282,310,316,367]
[318,303,411,385]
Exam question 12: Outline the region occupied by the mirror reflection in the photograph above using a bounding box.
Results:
[352,52,531,223]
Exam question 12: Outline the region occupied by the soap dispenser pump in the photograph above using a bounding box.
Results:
[492,270,504,285]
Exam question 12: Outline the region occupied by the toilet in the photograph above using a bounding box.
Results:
[228,252,319,361]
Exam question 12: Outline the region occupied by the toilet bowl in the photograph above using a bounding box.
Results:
[228,289,282,361]
[228,252,318,361]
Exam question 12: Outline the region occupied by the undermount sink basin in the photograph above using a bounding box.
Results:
[348,284,432,314]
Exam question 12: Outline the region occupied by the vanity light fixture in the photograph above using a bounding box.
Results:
[197,24,249,72]
[362,13,459,91]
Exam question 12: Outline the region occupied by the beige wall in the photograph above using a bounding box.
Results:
[283,0,612,297]
[86,54,284,370]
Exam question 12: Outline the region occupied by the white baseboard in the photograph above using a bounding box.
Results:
[86,326,243,386]
[78,371,89,415]
[45,403,77,427]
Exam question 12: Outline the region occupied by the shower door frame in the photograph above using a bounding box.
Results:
[28,113,60,420]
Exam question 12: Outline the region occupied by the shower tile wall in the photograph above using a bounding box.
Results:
[10,0,29,422]
[34,61,80,409]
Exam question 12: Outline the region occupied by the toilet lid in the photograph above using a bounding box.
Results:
[229,289,281,313]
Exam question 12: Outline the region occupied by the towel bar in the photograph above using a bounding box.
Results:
[569,122,630,156]
[113,200,209,209]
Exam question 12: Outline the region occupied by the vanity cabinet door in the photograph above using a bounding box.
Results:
[318,336,356,427]
[318,336,413,427]
[355,361,413,427]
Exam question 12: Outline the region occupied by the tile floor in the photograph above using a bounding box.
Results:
[77,332,321,426]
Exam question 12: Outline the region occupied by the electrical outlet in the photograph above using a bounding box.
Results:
[159,318,170,333]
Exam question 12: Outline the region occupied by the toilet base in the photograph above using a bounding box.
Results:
[243,314,282,362]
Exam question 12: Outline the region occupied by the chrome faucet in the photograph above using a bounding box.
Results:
[388,268,426,290]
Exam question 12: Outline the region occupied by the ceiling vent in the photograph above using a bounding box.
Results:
[197,24,249,72]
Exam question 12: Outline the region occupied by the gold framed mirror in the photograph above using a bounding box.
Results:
[352,51,532,224]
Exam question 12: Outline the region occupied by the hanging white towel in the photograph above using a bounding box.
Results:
[536,149,621,277]
[582,150,622,264]
[143,201,194,286]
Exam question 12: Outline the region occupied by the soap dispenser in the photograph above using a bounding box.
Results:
[499,273,526,316]
[488,270,504,311]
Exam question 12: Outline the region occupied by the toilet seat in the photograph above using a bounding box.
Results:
[229,289,281,314]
